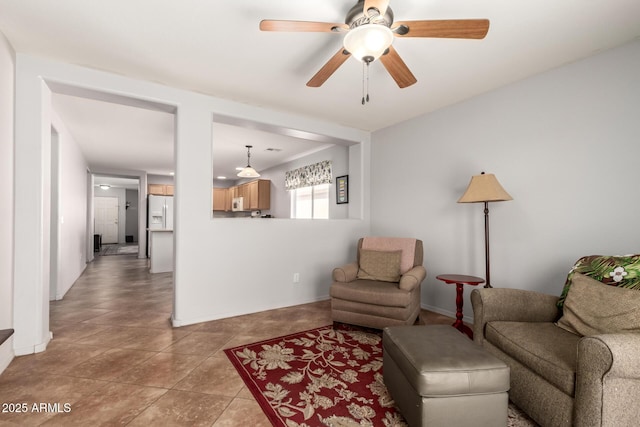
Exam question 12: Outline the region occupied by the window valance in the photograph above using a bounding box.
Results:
[285,160,332,191]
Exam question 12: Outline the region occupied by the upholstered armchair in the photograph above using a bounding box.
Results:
[330,237,426,329]
[471,254,640,426]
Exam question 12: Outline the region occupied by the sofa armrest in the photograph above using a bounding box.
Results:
[574,333,640,426]
[399,266,426,291]
[471,288,560,345]
[332,263,359,283]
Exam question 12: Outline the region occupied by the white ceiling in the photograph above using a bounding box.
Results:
[52,92,335,181]
[2,0,640,180]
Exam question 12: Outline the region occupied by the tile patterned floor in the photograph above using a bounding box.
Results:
[0,255,455,426]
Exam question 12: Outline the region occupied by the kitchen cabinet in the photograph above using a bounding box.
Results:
[212,188,231,211]
[246,179,270,210]
[148,184,174,196]
[213,179,270,212]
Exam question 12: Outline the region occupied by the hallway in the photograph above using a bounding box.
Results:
[0,254,453,426]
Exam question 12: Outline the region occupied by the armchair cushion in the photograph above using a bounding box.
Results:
[356,249,402,282]
[486,321,580,396]
[556,272,640,336]
[331,280,416,308]
[558,254,640,310]
[361,237,417,274]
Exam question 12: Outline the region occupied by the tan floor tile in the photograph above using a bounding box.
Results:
[163,331,235,356]
[83,309,173,329]
[127,390,232,427]
[49,307,113,324]
[194,316,254,335]
[236,386,256,400]
[40,382,167,426]
[0,373,108,425]
[74,325,148,347]
[174,354,244,397]
[50,322,110,343]
[212,398,271,427]
[3,342,108,376]
[67,348,157,380]
[115,352,206,388]
[120,328,192,352]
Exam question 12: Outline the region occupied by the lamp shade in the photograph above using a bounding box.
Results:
[343,24,393,63]
[458,173,512,203]
[237,166,260,178]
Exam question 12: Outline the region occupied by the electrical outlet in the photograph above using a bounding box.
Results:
[293,273,300,283]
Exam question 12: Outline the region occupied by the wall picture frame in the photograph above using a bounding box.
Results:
[336,175,348,204]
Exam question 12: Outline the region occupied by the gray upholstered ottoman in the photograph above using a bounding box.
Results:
[383,325,510,427]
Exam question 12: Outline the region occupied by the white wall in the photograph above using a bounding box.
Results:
[371,40,640,321]
[0,31,15,373]
[13,54,370,352]
[51,110,89,299]
[148,174,174,185]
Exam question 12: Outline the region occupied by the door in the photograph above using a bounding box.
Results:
[95,196,119,244]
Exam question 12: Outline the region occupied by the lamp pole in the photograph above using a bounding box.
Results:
[484,201,491,288]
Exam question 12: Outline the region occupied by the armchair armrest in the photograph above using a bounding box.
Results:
[574,333,640,426]
[471,288,560,345]
[332,263,358,283]
[399,266,426,291]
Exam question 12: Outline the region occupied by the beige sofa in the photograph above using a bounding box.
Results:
[471,264,640,426]
[330,237,426,329]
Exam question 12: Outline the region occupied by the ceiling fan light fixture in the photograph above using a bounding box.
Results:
[343,24,393,63]
[237,145,261,178]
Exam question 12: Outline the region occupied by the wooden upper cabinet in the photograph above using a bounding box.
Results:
[216,180,271,212]
[247,180,270,210]
[212,188,231,211]
[148,184,174,196]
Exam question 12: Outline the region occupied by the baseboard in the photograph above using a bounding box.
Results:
[421,303,474,324]
[14,332,51,356]
[0,337,15,374]
[172,295,331,327]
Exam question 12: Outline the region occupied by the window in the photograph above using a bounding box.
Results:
[285,160,332,219]
[291,184,330,219]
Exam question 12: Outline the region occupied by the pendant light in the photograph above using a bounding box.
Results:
[237,145,260,178]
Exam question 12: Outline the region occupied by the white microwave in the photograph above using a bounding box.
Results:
[231,197,244,212]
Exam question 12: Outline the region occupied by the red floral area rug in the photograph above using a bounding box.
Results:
[224,325,538,427]
[224,325,405,427]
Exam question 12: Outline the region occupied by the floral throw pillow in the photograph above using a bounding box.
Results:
[557,254,640,310]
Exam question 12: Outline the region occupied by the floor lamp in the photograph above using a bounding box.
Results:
[458,172,512,288]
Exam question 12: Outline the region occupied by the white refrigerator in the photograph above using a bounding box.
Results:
[148,195,174,230]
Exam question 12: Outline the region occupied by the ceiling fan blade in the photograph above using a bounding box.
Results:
[379,45,417,88]
[260,20,348,32]
[393,19,490,39]
[363,0,390,17]
[307,48,351,87]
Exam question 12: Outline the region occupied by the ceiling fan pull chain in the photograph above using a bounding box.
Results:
[366,61,370,103]
[361,61,371,105]
[361,62,366,105]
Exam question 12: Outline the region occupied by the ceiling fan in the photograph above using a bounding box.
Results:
[260,0,489,90]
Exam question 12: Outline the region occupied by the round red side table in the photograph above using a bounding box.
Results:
[436,274,485,339]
